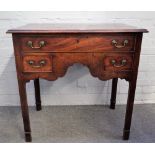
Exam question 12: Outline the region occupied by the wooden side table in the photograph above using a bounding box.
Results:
[7,23,148,142]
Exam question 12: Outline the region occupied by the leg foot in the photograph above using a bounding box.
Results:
[25,132,32,142]
[36,103,42,111]
[110,101,116,109]
[123,130,130,140]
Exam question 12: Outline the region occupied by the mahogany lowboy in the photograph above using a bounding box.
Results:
[7,23,148,142]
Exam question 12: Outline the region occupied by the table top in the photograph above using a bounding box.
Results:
[7,23,148,34]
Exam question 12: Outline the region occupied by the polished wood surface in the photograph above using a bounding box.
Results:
[17,34,135,52]
[8,23,148,142]
[23,54,53,73]
[7,23,148,33]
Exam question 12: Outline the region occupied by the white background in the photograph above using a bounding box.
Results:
[0,11,154,106]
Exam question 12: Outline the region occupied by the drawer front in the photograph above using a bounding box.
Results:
[22,54,53,72]
[20,34,135,53]
[103,53,133,71]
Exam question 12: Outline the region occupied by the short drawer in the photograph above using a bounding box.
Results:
[22,54,53,73]
[19,34,135,53]
[103,53,133,71]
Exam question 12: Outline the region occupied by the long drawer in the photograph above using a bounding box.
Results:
[19,33,136,53]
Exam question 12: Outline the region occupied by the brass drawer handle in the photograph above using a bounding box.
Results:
[111,59,127,67]
[28,60,46,68]
[27,41,45,49]
[112,40,128,48]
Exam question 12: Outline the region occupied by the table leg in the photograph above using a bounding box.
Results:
[110,78,118,109]
[123,78,137,140]
[34,79,42,111]
[18,79,32,142]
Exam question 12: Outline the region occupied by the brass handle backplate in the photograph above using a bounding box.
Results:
[28,60,46,68]
[112,40,128,48]
[111,59,127,67]
[27,41,45,49]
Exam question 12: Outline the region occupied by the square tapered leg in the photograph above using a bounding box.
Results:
[34,79,42,111]
[123,79,137,140]
[110,78,118,109]
[17,79,32,142]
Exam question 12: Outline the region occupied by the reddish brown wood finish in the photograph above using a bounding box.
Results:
[17,77,31,142]
[103,53,133,71]
[8,23,148,142]
[123,33,143,140]
[23,54,53,73]
[18,52,133,81]
[7,23,148,33]
[19,34,135,52]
